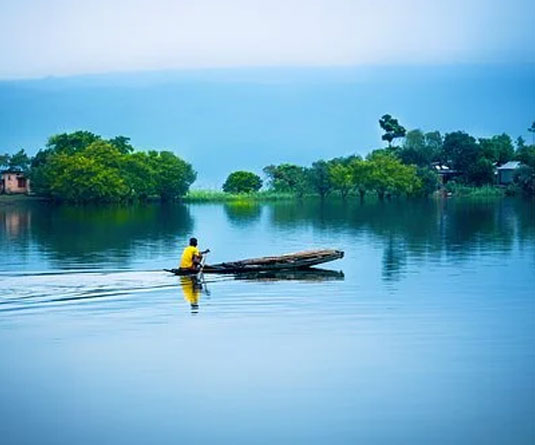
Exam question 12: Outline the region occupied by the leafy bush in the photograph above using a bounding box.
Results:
[263,164,309,197]
[29,132,196,202]
[222,171,263,193]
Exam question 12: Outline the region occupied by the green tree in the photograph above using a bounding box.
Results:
[109,136,134,154]
[8,149,31,172]
[379,114,406,148]
[46,131,101,154]
[222,171,263,193]
[479,134,514,165]
[309,160,333,199]
[442,131,479,178]
[120,152,157,199]
[48,151,129,202]
[516,145,535,168]
[0,153,10,169]
[425,131,443,161]
[350,158,372,200]
[516,136,526,151]
[263,164,309,197]
[398,129,439,167]
[467,157,495,186]
[147,151,196,201]
[329,163,354,199]
[366,152,421,199]
[29,132,196,202]
[415,167,440,196]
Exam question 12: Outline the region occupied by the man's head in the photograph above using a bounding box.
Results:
[189,237,198,247]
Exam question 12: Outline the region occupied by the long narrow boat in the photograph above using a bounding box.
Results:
[165,249,344,275]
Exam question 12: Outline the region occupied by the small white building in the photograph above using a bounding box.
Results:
[497,161,522,185]
[1,170,30,194]
[432,163,460,184]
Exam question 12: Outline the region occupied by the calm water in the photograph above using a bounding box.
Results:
[1,198,534,444]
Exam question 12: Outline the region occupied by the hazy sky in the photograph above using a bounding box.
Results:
[1,0,534,78]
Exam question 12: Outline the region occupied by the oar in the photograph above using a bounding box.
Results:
[197,251,211,294]
[198,250,209,275]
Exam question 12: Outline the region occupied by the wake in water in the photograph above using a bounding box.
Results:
[0,268,343,314]
[0,269,194,313]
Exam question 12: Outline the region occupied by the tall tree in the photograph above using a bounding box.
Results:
[350,159,372,200]
[8,149,30,172]
[442,131,479,174]
[424,131,443,162]
[479,134,514,165]
[516,136,526,151]
[309,160,333,199]
[379,114,406,148]
[329,163,354,199]
[398,129,436,167]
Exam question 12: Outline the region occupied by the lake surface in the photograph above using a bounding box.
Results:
[1,198,534,444]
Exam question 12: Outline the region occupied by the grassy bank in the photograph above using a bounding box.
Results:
[446,184,506,198]
[184,187,510,203]
[184,190,295,203]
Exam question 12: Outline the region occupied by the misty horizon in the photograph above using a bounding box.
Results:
[1,64,533,187]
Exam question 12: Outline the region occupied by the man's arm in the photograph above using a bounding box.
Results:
[192,249,209,265]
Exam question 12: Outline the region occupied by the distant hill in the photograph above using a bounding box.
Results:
[0,64,533,187]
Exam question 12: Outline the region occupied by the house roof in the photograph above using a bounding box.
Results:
[433,164,458,174]
[497,161,521,170]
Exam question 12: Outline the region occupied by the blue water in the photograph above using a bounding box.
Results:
[1,65,534,186]
[0,198,534,444]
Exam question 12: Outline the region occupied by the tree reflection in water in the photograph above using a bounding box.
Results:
[0,201,193,268]
[268,197,535,282]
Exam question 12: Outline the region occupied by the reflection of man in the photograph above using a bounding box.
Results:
[180,276,202,313]
[179,237,210,272]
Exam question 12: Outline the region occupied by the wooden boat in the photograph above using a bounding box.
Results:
[165,249,344,275]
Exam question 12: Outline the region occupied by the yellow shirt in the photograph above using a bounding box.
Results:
[180,245,200,269]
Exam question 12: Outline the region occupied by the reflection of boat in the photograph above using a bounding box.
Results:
[165,249,344,275]
[233,268,344,282]
[179,276,203,313]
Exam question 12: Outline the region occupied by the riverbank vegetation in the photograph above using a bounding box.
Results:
[1,117,534,203]
[184,190,293,203]
[2,132,195,202]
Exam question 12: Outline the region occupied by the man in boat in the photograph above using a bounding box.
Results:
[179,237,210,273]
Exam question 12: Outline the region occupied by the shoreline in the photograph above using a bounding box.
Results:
[0,194,49,205]
[1,186,518,206]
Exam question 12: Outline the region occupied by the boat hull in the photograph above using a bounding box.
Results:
[165,249,344,275]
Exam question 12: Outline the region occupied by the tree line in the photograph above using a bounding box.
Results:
[223,117,535,198]
[1,118,534,202]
